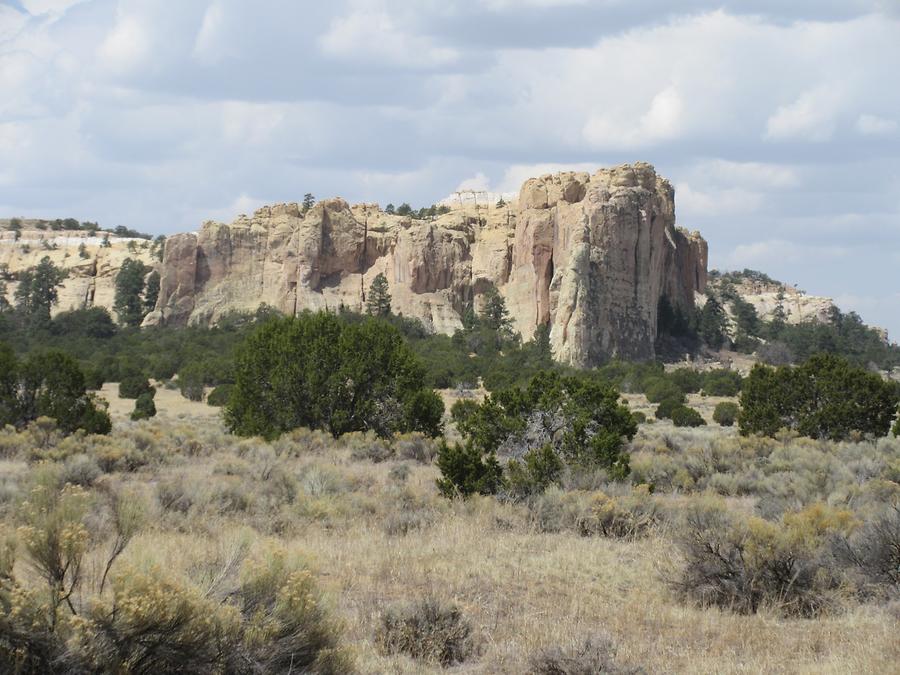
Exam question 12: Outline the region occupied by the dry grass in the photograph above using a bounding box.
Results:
[1,418,897,673]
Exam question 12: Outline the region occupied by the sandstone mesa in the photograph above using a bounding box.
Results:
[0,162,843,368]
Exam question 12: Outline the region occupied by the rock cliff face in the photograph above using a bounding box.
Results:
[0,229,157,316]
[151,163,708,366]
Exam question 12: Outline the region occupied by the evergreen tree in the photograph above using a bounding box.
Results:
[225,313,442,439]
[699,295,727,349]
[0,279,9,313]
[480,287,512,334]
[2,347,111,434]
[460,304,478,332]
[532,323,552,363]
[14,257,66,329]
[302,193,316,212]
[143,270,160,312]
[131,391,157,420]
[114,258,149,327]
[739,354,900,440]
[366,273,392,317]
[384,203,395,215]
[769,289,788,336]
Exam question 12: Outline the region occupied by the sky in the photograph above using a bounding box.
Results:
[1,0,899,338]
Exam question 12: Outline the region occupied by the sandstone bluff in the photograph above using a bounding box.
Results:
[148,163,707,367]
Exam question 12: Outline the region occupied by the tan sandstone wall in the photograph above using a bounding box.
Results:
[149,162,708,366]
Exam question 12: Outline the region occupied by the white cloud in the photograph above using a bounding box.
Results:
[481,0,589,9]
[497,163,597,193]
[726,239,849,267]
[676,182,764,217]
[192,2,230,65]
[319,8,458,68]
[456,173,491,192]
[698,160,799,189]
[202,192,266,224]
[856,113,897,136]
[2,2,900,338]
[20,0,85,16]
[98,14,151,75]
[765,87,843,142]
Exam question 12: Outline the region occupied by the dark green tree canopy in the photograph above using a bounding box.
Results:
[0,344,110,434]
[14,256,67,329]
[225,312,443,440]
[366,273,392,317]
[144,270,160,312]
[699,294,727,349]
[457,371,637,478]
[739,353,900,440]
[114,258,151,327]
[479,287,512,334]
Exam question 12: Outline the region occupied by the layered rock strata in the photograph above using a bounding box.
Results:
[150,162,708,366]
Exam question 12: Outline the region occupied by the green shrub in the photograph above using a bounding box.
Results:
[457,371,635,479]
[506,444,564,499]
[376,598,476,666]
[206,384,234,407]
[130,392,156,421]
[671,406,705,427]
[669,368,704,394]
[644,377,685,404]
[712,401,739,427]
[0,347,110,435]
[436,442,503,498]
[82,366,105,391]
[450,399,479,427]
[118,375,153,400]
[702,369,742,397]
[740,354,900,440]
[226,312,443,440]
[178,366,205,402]
[631,411,647,424]
[654,396,684,420]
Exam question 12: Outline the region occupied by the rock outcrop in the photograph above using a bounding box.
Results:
[151,162,708,366]
[0,230,157,316]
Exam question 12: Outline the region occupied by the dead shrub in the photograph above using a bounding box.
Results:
[831,505,900,597]
[527,487,657,538]
[69,567,235,673]
[156,477,193,514]
[59,454,102,488]
[375,597,477,666]
[388,464,411,484]
[672,501,854,617]
[528,634,643,675]
[393,433,438,464]
[383,509,433,536]
[346,432,393,463]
